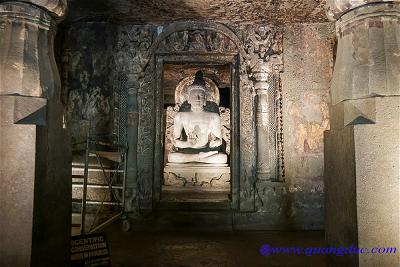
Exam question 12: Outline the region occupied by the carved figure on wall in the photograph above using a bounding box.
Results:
[167,71,228,164]
[187,30,207,51]
[166,31,188,51]
[244,25,283,74]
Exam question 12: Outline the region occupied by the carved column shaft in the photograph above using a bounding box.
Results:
[253,69,277,180]
[244,25,283,182]
[0,1,69,266]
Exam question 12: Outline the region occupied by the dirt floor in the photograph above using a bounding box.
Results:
[104,223,326,267]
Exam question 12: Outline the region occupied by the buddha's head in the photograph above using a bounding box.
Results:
[187,71,207,112]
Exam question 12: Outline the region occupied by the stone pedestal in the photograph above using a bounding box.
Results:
[0,1,70,267]
[324,2,400,266]
[164,163,230,190]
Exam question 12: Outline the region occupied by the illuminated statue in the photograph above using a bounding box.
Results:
[168,71,227,164]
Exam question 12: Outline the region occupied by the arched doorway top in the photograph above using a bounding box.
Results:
[147,21,245,56]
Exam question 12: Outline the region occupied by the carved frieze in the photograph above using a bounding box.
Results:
[158,29,237,53]
[164,167,230,189]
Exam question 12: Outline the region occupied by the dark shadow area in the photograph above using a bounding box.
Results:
[104,222,327,267]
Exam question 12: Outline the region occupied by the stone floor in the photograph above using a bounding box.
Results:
[104,223,326,267]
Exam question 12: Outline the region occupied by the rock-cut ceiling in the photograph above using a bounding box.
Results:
[66,0,329,24]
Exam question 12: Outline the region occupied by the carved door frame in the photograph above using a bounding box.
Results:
[153,53,241,210]
[132,22,258,213]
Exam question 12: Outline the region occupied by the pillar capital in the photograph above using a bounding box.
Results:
[251,62,274,95]
[0,0,67,18]
[326,0,398,20]
[336,3,400,33]
[0,0,67,98]
[251,57,283,76]
[327,1,400,106]
[0,2,52,30]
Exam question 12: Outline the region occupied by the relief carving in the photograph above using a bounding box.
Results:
[120,22,283,212]
[243,25,283,74]
[158,29,237,53]
[241,24,284,182]
[115,26,153,75]
[187,30,207,51]
[115,26,155,211]
[237,58,257,210]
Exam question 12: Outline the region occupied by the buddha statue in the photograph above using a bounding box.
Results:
[167,71,228,164]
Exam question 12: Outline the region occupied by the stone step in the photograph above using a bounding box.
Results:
[129,210,233,231]
[72,182,123,189]
[156,201,231,211]
[72,167,124,184]
[161,187,230,202]
[72,200,122,214]
[72,187,114,202]
[72,154,116,169]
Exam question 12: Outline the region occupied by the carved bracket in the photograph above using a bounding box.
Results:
[243,25,283,77]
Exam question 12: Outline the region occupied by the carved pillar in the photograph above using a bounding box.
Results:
[245,26,283,181]
[253,63,279,180]
[0,1,70,266]
[324,1,400,266]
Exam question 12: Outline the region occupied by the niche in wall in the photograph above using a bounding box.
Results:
[161,63,232,202]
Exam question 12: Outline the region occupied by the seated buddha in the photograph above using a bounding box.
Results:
[167,71,228,164]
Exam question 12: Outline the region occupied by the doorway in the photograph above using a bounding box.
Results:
[152,54,240,210]
[161,63,231,203]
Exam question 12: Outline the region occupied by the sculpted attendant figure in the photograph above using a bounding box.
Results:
[168,71,228,164]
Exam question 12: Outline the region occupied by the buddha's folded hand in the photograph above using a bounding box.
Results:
[209,139,222,148]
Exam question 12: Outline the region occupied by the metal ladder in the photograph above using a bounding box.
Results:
[71,131,127,235]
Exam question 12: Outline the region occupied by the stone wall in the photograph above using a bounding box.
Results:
[61,22,118,146]
[237,22,334,230]
[60,21,335,230]
[280,23,334,228]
